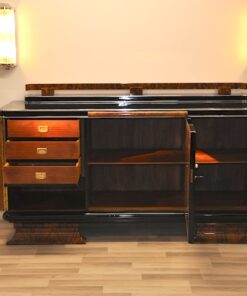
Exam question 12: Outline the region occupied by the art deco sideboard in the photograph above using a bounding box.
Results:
[1,83,247,244]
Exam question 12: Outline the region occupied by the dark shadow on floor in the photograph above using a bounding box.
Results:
[80,222,187,242]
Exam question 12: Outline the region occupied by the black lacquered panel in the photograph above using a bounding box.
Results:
[24,95,247,110]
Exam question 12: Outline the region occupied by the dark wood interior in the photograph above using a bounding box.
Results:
[87,117,190,212]
[89,149,187,165]
[195,191,247,212]
[193,117,247,215]
[8,179,85,212]
[193,117,247,150]
[89,118,186,150]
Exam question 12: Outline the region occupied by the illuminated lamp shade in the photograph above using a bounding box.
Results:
[0,3,16,69]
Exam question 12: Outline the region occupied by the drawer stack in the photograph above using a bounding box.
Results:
[4,120,81,185]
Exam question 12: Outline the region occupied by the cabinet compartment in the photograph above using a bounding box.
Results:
[89,118,186,151]
[88,165,186,212]
[193,117,247,213]
[88,118,190,165]
[195,164,247,212]
[194,117,247,164]
[193,117,247,150]
[87,116,190,213]
[7,180,85,212]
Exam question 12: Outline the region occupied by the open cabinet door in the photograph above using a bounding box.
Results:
[185,120,197,243]
[0,118,4,210]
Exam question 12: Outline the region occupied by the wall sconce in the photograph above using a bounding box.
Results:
[0,3,16,69]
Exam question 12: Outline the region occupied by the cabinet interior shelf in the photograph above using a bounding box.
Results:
[88,206,185,213]
[195,191,247,212]
[196,150,247,164]
[88,149,188,165]
[89,190,186,212]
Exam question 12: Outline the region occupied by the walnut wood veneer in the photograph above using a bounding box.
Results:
[7,120,79,138]
[25,82,247,96]
[4,161,80,185]
[7,223,86,245]
[5,140,80,160]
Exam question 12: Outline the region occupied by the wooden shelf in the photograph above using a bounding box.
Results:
[88,205,185,213]
[89,150,188,165]
[196,150,247,164]
[195,191,247,212]
[89,190,185,212]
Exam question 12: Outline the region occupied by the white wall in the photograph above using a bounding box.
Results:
[0,0,247,106]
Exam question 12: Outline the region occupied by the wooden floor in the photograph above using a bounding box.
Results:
[0,215,247,296]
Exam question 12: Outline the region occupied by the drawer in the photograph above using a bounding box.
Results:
[7,120,80,138]
[5,140,80,160]
[4,161,80,185]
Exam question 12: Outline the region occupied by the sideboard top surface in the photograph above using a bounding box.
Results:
[2,94,247,117]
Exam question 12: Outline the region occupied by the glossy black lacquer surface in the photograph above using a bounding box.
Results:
[24,95,247,111]
[2,93,247,244]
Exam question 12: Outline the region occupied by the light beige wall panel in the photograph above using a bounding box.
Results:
[0,0,247,106]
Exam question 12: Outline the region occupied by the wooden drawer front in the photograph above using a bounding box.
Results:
[4,162,80,185]
[5,141,80,160]
[7,120,79,138]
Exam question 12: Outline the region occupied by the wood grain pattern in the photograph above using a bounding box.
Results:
[194,165,247,191]
[90,166,183,192]
[5,140,80,160]
[88,111,188,118]
[196,223,247,243]
[3,162,80,185]
[1,217,247,295]
[41,88,55,96]
[89,118,186,150]
[89,149,187,165]
[25,82,247,97]
[192,117,247,150]
[7,223,86,245]
[184,121,191,212]
[218,86,232,95]
[129,87,143,95]
[7,120,80,138]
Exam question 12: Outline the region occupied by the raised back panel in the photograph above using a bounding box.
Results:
[193,118,247,149]
[89,118,186,150]
[90,165,183,192]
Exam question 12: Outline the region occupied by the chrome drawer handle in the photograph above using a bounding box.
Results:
[36,147,48,155]
[35,172,47,180]
[37,125,49,133]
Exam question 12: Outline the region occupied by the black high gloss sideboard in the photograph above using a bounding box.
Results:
[1,83,247,244]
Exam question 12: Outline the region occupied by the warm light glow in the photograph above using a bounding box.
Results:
[237,13,247,63]
[0,4,16,67]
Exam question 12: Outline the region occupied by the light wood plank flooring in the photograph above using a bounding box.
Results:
[0,214,247,296]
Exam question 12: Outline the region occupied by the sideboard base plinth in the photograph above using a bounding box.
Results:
[7,223,86,245]
[196,223,247,243]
